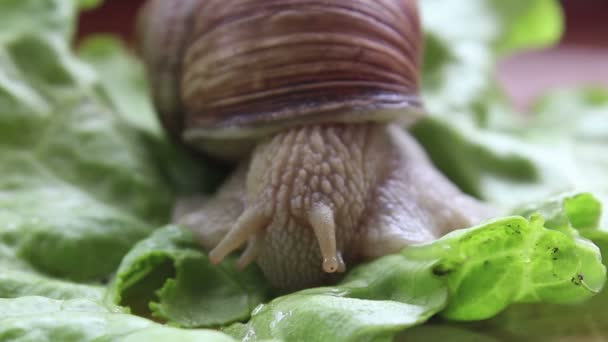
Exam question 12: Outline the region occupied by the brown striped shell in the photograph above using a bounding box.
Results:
[137,0,423,153]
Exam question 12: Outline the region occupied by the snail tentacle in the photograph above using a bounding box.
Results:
[309,202,344,274]
[236,232,265,270]
[208,206,269,265]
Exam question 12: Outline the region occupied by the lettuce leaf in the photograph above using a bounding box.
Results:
[0,297,236,342]
[0,0,176,282]
[2,0,608,341]
[106,226,269,328]
[0,270,104,301]
[399,193,608,341]
[105,197,606,339]
[224,209,605,341]
[78,35,161,136]
[0,0,80,41]
[480,196,608,341]
[420,0,563,116]
[483,233,608,341]
[415,87,608,229]
[78,35,227,196]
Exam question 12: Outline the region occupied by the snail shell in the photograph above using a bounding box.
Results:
[137,0,423,156]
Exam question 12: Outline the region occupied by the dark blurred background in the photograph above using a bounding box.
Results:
[77,0,608,109]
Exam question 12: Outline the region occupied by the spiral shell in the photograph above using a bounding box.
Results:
[138,0,423,145]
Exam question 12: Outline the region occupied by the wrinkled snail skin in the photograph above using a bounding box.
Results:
[139,0,493,290]
[176,122,494,290]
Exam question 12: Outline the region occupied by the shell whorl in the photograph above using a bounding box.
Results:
[136,0,201,141]
[138,0,423,142]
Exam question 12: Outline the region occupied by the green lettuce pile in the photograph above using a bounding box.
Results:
[1,0,607,341]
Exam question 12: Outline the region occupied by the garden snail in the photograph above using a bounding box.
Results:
[136,0,491,290]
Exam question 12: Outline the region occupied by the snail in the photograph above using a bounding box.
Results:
[136,0,492,290]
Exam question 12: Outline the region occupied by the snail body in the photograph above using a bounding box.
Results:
[138,0,490,290]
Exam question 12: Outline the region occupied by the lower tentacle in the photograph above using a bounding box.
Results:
[236,232,265,270]
[208,206,269,265]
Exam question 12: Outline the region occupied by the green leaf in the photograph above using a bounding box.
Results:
[421,0,562,53]
[401,234,608,341]
[396,325,500,342]
[478,231,608,341]
[225,212,605,341]
[484,193,608,340]
[0,243,104,300]
[0,0,178,284]
[0,0,80,41]
[77,35,227,195]
[0,66,170,281]
[0,297,236,342]
[224,257,446,342]
[107,226,269,328]
[399,192,608,341]
[1,1,606,341]
[411,117,538,198]
[424,216,604,320]
[516,192,603,236]
[105,327,237,342]
[419,0,563,115]
[78,35,162,136]
[491,0,563,55]
[78,0,103,10]
[0,269,104,301]
[413,87,608,232]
